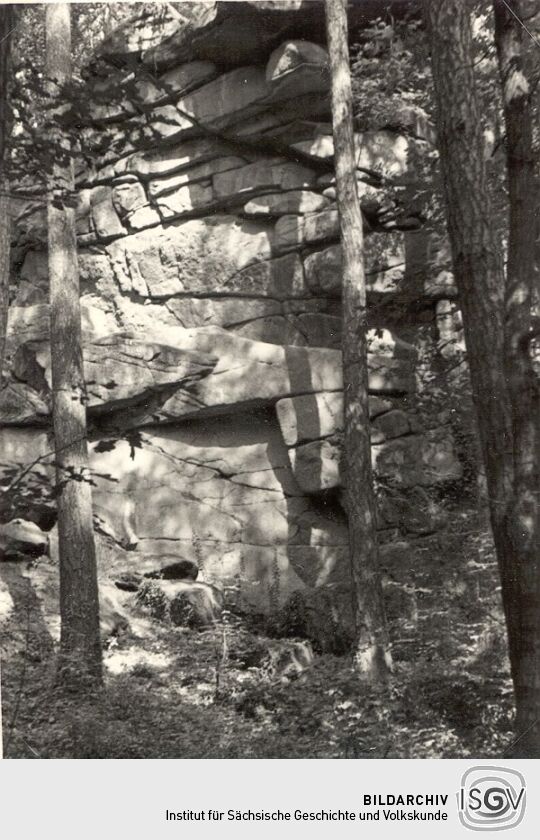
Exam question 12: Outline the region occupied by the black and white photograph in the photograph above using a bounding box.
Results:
[0,0,538,762]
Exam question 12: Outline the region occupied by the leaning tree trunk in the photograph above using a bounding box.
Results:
[46,3,102,687]
[0,5,14,383]
[325,0,392,682]
[493,0,540,757]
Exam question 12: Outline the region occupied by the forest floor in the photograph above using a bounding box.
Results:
[1,505,515,759]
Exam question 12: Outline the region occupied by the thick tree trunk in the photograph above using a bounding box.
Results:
[426,0,540,756]
[0,6,14,383]
[325,0,392,682]
[494,0,540,757]
[46,3,102,687]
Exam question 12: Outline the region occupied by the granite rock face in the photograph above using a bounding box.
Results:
[2,2,460,634]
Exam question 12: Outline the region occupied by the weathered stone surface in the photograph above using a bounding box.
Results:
[122,205,162,231]
[213,159,316,201]
[164,296,339,347]
[232,92,331,141]
[111,180,147,218]
[285,426,462,494]
[148,55,331,143]
[276,391,392,448]
[289,437,341,493]
[7,301,119,364]
[153,182,214,219]
[115,138,249,180]
[105,216,274,298]
[369,396,395,418]
[76,189,94,238]
[0,428,50,471]
[147,328,344,420]
[147,156,245,197]
[266,40,329,98]
[85,337,215,411]
[134,61,218,105]
[21,560,130,641]
[88,423,322,542]
[266,40,328,83]
[85,417,347,612]
[276,391,342,446]
[140,1,319,69]
[142,328,410,422]
[320,176,403,226]
[138,0,407,70]
[276,392,396,448]
[137,579,223,627]
[86,92,136,124]
[90,186,126,239]
[6,304,49,350]
[297,129,410,177]
[6,8,462,634]
[243,190,329,217]
[304,235,407,297]
[11,199,47,245]
[165,297,281,331]
[16,250,49,304]
[151,66,270,138]
[0,519,48,560]
[303,244,341,296]
[10,323,413,425]
[114,556,199,588]
[275,209,340,253]
[227,254,307,299]
[0,382,49,425]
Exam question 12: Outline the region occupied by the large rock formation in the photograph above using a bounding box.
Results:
[1,1,461,637]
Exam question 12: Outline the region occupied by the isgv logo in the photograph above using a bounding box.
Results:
[458,766,526,831]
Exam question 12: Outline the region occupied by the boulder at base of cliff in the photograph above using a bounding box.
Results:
[136,579,223,628]
[0,519,48,560]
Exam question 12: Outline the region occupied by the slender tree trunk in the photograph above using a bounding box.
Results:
[494,0,540,757]
[46,3,102,687]
[325,0,392,682]
[0,6,14,382]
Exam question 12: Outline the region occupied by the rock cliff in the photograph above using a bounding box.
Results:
[1,1,462,641]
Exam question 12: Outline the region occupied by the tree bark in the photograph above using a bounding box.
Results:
[325,0,392,682]
[46,3,102,687]
[493,0,540,757]
[426,0,540,756]
[0,6,14,383]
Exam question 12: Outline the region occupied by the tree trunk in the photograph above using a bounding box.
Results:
[46,3,102,687]
[0,6,14,383]
[425,0,540,756]
[493,0,540,757]
[325,0,392,682]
